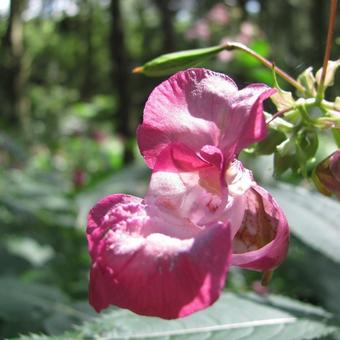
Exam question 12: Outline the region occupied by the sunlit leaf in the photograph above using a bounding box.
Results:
[18,293,338,339]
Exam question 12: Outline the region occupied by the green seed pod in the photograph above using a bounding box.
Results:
[133,45,225,77]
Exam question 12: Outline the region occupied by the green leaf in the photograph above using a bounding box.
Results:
[254,129,286,155]
[0,278,92,338]
[18,293,338,339]
[332,128,340,148]
[282,238,340,315]
[295,128,318,175]
[0,170,75,229]
[135,45,225,76]
[274,139,298,176]
[75,164,149,227]
[267,183,340,263]
[236,40,270,68]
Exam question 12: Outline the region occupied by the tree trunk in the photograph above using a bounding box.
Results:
[153,0,176,52]
[310,0,326,67]
[2,0,30,138]
[110,0,134,164]
[81,0,95,99]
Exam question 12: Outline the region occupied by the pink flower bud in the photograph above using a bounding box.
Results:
[313,151,340,199]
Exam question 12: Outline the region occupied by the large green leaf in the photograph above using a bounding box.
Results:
[268,184,340,263]
[75,164,149,227]
[281,238,340,315]
[0,278,93,338]
[19,293,338,339]
[0,170,75,229]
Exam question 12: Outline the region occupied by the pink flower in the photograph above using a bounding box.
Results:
[87,69,289,319]
[237,21,258,45]
[185,19,211,41]
[207,4,229,25]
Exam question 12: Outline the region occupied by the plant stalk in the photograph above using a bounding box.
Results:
[316,0,338,100]
[223,42,305,94]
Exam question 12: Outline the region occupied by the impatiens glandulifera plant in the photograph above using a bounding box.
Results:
[87,69,289,319]
[87,0,339,320]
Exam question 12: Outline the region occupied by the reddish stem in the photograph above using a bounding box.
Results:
[223,42,305,94]
[317,0,338,99]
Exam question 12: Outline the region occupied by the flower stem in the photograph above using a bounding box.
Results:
[261,270,273,286]
[316,0,338,101]
[222,42,305,94]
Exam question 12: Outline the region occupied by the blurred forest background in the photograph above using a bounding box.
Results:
[0,0,340,338]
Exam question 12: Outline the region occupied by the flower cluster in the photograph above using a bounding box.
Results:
[87,69,289,319]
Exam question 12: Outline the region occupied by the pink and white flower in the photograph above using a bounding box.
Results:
[87,69,289,319]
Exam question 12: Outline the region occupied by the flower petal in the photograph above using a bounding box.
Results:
[87,194,231,319]
[217,84,276,157]
[137,68,237,168]
[224,159,255,238]
[231,185,289,271]
[146,143,229,227]
[137,69,275,168]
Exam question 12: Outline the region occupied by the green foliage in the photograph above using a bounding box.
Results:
[18,293,339,339]
[0,278,93,338]
[0,0,340,338]
[268,183,340,264]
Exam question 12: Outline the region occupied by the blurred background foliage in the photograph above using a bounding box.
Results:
[0,0,339,338]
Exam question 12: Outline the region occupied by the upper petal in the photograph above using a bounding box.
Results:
[137,68,275,168]
[87,194,231,319]
[137,68,238,168]
[230,84,277,153]
[231,185,289,271]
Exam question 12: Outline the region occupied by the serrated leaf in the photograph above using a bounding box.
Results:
[18,293,338,340]
[267,183,340,263]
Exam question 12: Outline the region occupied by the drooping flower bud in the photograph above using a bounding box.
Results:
[313,151,340,199]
